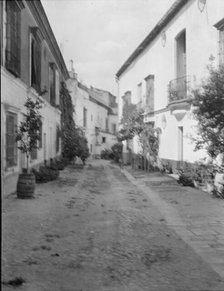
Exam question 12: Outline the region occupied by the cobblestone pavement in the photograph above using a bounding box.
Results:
[2,160,224,291]
[123,166,224,279]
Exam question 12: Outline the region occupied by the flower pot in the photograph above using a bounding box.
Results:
[17,173,36,199]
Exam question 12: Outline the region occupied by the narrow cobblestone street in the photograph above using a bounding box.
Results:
[2,160,224,291]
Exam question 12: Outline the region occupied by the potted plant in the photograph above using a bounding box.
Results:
[16,97,42,198]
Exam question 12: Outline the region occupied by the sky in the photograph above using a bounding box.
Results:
[41,0,175,95]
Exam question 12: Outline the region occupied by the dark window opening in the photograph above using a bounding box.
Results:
[39,121,42,148]
[6,111,17,167]
[112,123,116,135]
[49,63,56,105]
[106,118,109,131]
[56,125,60,153]
[5,0,21,77]
[31,29,41,93]
[83,107,87,127]
[102,137,106,143]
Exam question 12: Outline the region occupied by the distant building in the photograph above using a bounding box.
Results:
[1,0,69,195]
[67,68,118,158]
[116,0,224,169]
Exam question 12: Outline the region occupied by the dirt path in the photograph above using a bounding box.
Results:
[2,160,224,291]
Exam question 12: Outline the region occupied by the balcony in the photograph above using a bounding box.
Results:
[168,76,191,120]
[168,75,190,103]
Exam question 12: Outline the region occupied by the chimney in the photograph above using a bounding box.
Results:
[69,59,77,79]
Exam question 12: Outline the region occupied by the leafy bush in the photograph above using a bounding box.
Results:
[160,161,173,174]
[178,168,194,187]
[32,165,59,183]
[16,97,42,172]
[178,162,215,187]
[101,149,114,160]
[192,63,224,158]
[111,142,123,162]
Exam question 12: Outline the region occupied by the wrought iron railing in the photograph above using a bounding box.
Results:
[168,76,190,103]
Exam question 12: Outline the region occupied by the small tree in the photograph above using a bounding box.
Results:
[16,97,42,172]
[78,135,90,165]
[139,126,160,170]
[111,142,123,162]
[192,64,224,158]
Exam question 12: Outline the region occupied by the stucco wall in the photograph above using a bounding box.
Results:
[1,0,65,196]
[117,0,224,164]
[68,79,119,157]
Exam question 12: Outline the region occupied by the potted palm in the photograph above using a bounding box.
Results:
[16,97,42,198]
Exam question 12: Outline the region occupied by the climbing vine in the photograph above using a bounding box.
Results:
[118,102,159,169]
[60,82,89,162]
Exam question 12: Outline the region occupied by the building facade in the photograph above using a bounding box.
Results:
[67,69,118,158]
[116,0,224,169]
[1,0,69,195]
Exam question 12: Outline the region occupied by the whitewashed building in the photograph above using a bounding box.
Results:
[1,0,69,195]
[116,0,224,169]
[67,68,118,158]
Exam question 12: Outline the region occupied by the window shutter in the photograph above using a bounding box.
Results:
[6,112,17,167]
[5,1,21,76]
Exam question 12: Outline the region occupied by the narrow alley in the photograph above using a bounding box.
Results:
[2,160,224,291]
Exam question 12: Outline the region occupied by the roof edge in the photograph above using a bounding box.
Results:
[116,0,189,78]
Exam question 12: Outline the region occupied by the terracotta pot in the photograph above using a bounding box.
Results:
[17,173,36,199]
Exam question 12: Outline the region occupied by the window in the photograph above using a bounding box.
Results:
[102,137,106,143]
[105,118,109,131]
[56,125,60,153]
[90,144,92,152]
[5,0,23,77]
[137,83,142,102]
[30,28,41,92]
[215,18,224,65]
[176,29,186,78]
[55,69,60,105]
[49,63,56,105]
[39,121,42,148]
[145,75,155,111]
[6,112,17,167]
[219,29,224,65]
[83,107,87,127]
[112,123,116,135]
[31,146,37,160]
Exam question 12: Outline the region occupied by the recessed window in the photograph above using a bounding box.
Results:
[83,107,87,127]
[6,111,17,167]
[56,125,60,153]
[102,137,106,143]
[215,18,224,65]
[30,28,42,93]
[112,124,116,135]
[5,0,23,77]
[49,63,56,105]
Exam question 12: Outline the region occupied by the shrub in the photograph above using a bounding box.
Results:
[101,149,114,160]
[192,63,224,158]
[178,162,216,187]
[178,169,194,187]
[32,165,59,183]
[111,142,123,162]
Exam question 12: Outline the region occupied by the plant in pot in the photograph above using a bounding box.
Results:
[16,97,42,198]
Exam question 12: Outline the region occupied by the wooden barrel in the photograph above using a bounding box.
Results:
[17,173,36,199]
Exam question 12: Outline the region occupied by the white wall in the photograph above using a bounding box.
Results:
[68,79,119,157]
[118,0,224,164]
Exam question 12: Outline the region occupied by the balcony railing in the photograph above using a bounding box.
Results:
[168,76,190,103]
